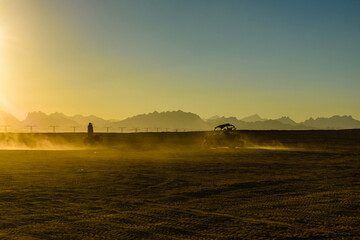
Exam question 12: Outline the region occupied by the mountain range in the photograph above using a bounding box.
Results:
[0,110,360,132]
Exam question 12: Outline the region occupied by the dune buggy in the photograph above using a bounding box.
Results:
[203,123,244,149]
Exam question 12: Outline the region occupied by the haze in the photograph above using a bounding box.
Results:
[1,0,359,121]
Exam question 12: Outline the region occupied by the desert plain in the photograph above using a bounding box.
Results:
[0,130,359,239]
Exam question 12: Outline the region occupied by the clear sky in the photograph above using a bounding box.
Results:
[0,0,359,121]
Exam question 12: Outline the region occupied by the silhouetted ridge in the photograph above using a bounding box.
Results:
[0,110,359,131]
[0,111,23,130]
[302,115,360,129]
[113,110,209,130]
[241,114,266,122]
[276,117,298,126]
[23,111,79,129]
[71,114,109,127]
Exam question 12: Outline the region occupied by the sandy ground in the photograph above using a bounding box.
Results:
[0,144,359,239]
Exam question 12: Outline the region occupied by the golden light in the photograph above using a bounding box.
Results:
[0,26,5,67]
[0,26,6,44]
[0,26,10,113]
[0,26,24,120]
[0,27,3,49]
[0,27,16,43]
[0,26,4,74]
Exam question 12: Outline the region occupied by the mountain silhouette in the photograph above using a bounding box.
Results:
[0,111,24,131]
[302,115,360,129]
[71,114,111,128]
[241,114,266,122]
[206,115,221,121]
[276,116,298,126]
[206,117,308,130]
[206,116,241,129]
[0,110,359,132]
[112,110,209,131]
[23,112,79,131]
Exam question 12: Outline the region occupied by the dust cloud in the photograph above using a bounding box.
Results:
[0,133,86,151]
[0,130,355,153]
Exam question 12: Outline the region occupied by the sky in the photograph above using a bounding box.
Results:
[0,0,359,121]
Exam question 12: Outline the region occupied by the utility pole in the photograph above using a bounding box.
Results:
[144,127,149,132]
[71,126,78,133]
[164,128,169,132]
[156,127,160,132]
[49,126,58,133]
[1,125,10,133]
[27,125,35,133]
[118,127,126,133]
[131,128,140,133]
[104,126,112,133]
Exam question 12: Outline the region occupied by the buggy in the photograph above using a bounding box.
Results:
[203,123,243,149]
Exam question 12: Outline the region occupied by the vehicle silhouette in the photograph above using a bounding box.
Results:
[203,123,243,149]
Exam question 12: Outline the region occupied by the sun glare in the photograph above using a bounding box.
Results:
[0,28,3,48]
[0,27,15,43]
[0,27,4,67]
[0,27,4,42]
[0,27,4,72]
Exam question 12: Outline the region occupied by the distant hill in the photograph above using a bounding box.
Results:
[241,114,266,122]
[71,114,111,128]
[276,117,298,126]
[206,117,309,130]
[112,110,210,131]
[244,120,309,130]
[206,115,221,121]
[206,116,240,129]
[0,111,24,131]
[302,115,360,129]
[0,110,359,132]
[22,111,115,132]
[23,112,80,131]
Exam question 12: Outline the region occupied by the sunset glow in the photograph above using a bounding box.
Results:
[0,2,359,239]
[0,0,359,122]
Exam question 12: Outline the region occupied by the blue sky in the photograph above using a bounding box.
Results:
[0,0,359,121]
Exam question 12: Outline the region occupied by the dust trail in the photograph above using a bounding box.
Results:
[0,146,85,151]
[245,146,293,151]
[243,144,324,153]
[0,133,88,151]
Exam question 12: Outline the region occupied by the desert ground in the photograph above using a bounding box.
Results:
[0,130,359,239]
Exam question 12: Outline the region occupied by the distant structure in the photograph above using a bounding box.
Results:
[27,125,35,133]
[131,128,140,133]
[1,125,10,133]
[71,126,78,133]
[88,122,94,137]
[104,126,112,133]
[49,125,58,133]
